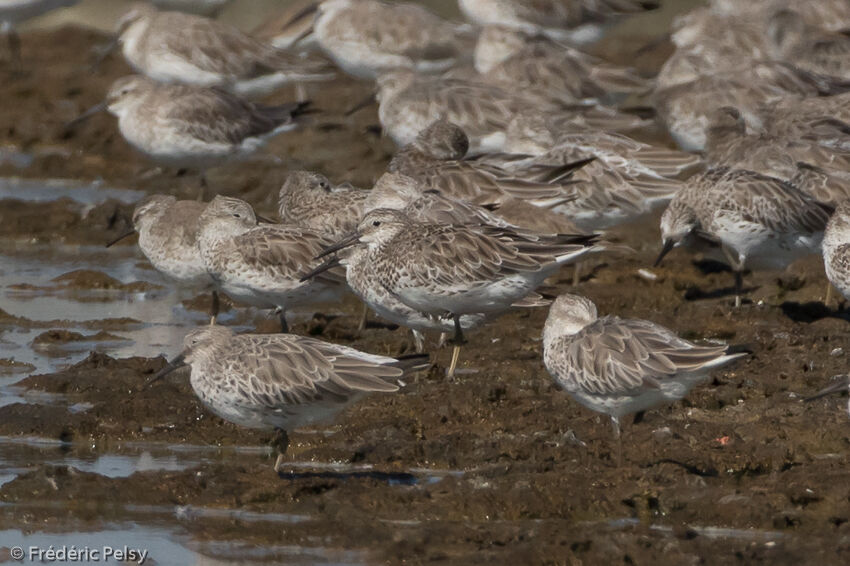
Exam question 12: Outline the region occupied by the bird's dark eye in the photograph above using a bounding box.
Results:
[233,213,241,218]
[372,220,381,226]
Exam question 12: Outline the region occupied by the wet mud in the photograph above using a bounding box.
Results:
[0,22,849,566]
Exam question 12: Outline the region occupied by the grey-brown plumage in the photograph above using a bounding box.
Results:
[705,106,850,190]
[318,209,599,375]
[543,293,745,464]
[116,3,334,96]
[197,195,344,331]
[388,120,586,214]
[364,172,523,230]
[658,166,832,306]
[653,61,850,151]
[376,70,651,153]
[150,325,411,471]
[473,26,650,105]
[121,194,211,288]
[768,9,850,80]
[790,163,850,207]
[459,0,658,44]
[103,75,310,174]
[311,0,470,79]
[278,170,368,241]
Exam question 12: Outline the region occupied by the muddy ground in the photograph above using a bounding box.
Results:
[1,22,850,566]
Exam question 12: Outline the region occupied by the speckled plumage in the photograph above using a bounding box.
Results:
[473,26,649,105]
[376,70,650,153]
[197,196,344,322]
[278,170,368,241]
[652,62,850,151]
[130,194,211,287]
[311,0,468,79]
[659,167,831,289]
[705,106,850,190]
[458,0,658,44]
[170,325,401,433]
[543,294,745,445]
[104,75,308,172]
[822,202,850,302]
[117,3,333,96]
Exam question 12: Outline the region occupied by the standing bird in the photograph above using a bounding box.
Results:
[458,0,659,45]
[656,167,832,307]
[73,75,310,195]
[822,201,850,308]
[114,3,334,96]
[148,325,421,471]
[197,195,344,332]
[106,195,220,321]
[376,70,650,153]
[1,0,77,68]
[277,170,368,241]
[472,26,650,106]
[315,209,599,376]
[542,293,746,465]
[301,0,469,79]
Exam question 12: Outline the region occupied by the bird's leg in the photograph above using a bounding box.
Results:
[198,173,209,202]
[272,428,290,473]
[572,261,583,286]
[446,314,466,379]
[611,416,622,468]
[357,303,369,333]
[733,270,743,308]
[278,308,289,333]
[436,332,447,348]
[411,329,425,354]
[209,290,219,325]
[825,282,834,309]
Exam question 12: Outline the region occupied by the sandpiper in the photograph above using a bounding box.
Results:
[388,120,589,215]
[790,163,850,208]
[150,0,232,16]
[314,209,599,377]
[277,170,367,241]
[114,3,334,97]
[653,62,850,151]
[473,26,650,106]
[458,0,659,44]
[767,9,850,80]
[499,118,702,230]
[376,70,651,153]
[197,195,344,332]
[76,75,310,193]
[704,106,850,186]
[364,172,521,229]
[822,201,850,307]
[148,325,422,471]
[543,293,746,465]
[106,195,221,322]
[0,0,77,67]
[302,0,469,79]
[656,166,832,307]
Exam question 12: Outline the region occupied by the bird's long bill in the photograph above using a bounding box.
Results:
[89,37,120,70]
[300,255,341,282]
[65,101,107,130]
[653,239,675,267]
[278,1,319,33]
[143,353,186,390]
[344,92,376,117]
[805,375,850,402]
[316,231,361,259]
[105,229,136,248]
[256,214,277,224]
